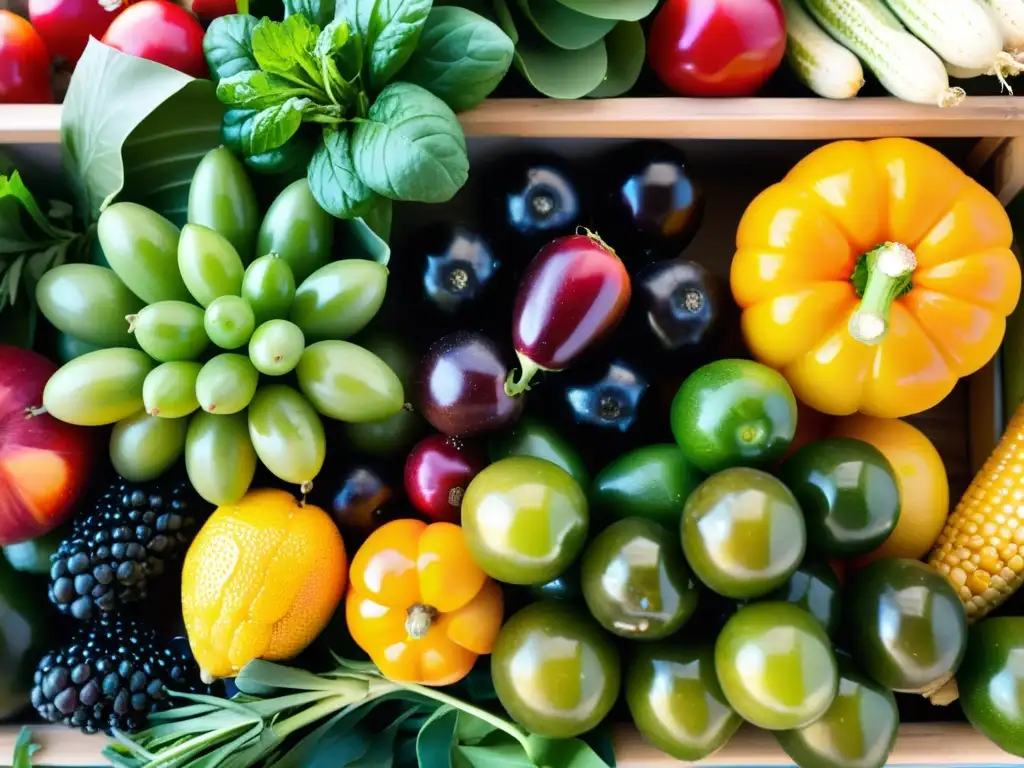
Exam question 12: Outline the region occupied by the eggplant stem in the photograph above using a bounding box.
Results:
[504,354,543,397]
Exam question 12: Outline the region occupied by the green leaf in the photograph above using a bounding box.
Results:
[351,81,469,203]
[345,0,433,92]
[236,659,357,694]
[251,15,324,88]
[0,171,67,239]
[12,727,40,768]
[586,21,644,98]
[0,195,45,255]
[492,0,519,43]
[217,69,313,109]
[349,708,422,768]
[315,17,351,58]
[454,740,533,768]
[416,705,458,768]
[524,735,615,768]
[285,0,336,28]
[62,39,225,224]
[551,0,658,21]
[513,19,607,99]
[454,711,498,746]
[308,126,377,218]
[249,97,311,154]
[401,6,514,112]
[362,196,392,243]
[204,14,260,80]
[516,0,615,50]
[341,214,391,264]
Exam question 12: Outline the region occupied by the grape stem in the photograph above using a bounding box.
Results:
[24,406,47,418]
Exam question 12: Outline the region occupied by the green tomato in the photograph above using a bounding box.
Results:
[491,601,620,739]
[775,654,898,768]
[43,348,155,426]
[35,264,143,348]
[290,260,388,343]
[581,517,699,640]
[845,558,967,693]
[187,146,259,261]
[204,295,256,350]
[186,411,257,506]
[177,224,245,307]
[249,320,305,376]
[778,438,899,558]
[248,384,326,488]
[462,456,588,585]
[129,301,208,362]
[958,617,1024,757]
[142,361,202,419]
[196,354,259,415]
[626,644,742,762]
[763,561,842,638]
[97,202,190,304]
[715,602,838,730]
[296,340,404,423]
[487,417,589,488]
[242,253,296,326]
[682,468,805,599]
[257,179,333,283]
[671,359,797,474]
[109,410,188,482]
[591,444,701,526]
[55,333,104,364]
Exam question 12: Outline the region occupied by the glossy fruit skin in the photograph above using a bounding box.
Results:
[415,331,524,437]
[581,517,700,640]
[486,153,583,243]
[28,0,120,64]
[242,254,296,326]
[187,147,259,260]
[592,444,701,526]
[763,561,842,638]
[43,348,155,426]
[626,644,742,762]
[290,260,388,342]
[412,223,503,318]
[530,564,583,603]
[491,601,620,739]
[0,346,94,545]
[957,618,1024,757]
[778,438,900,558]
[462,456,588,585]
[845,558,967,693]
[177,223,245,307]
[648,0,785,97]
[130,301,208,362]
[346,519,504,686]
[204,295,256,350]
[775,654,899,768]
[671,359,797,474]
[98,203,190,304]
[715,601,837,730]
[404,435,486,524]
[326,464,393,534]
[35,264,143,348]
[562,358,650,433]
[249,320,304,376]
[0,11,51,104]
[185,411,257,506]
[101,0,207,78]
[297,340,405,423]
[634,259,723,353]
[247,384,326,487]
[143,361,201,418]
[196,354,258,415]
[683,468,805,599]
[487,417,589,488]
[257,179,333,283]
[109,410,187,482]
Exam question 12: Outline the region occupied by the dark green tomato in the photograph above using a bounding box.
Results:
[530,564,583,603]
[488,417,590,488]
[763,560,842,638]
[715,602,838,730]
[591,443,702,527]
[845,558,967,693]
[581,517,700,639]
[671,359,797,474]
[626,644,742,762]
[778,438,899,558]
[775,655,898,768]
[462,457,589,585]
[682,468,805,599]
[958,617,1024,757]
[491,601,620,739]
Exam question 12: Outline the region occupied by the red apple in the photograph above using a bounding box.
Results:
[0,346,94,544]
[404,434,486,523]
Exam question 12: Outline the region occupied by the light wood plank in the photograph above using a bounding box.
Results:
[0,105,61,144]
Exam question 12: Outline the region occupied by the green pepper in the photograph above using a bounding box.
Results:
[958,617,1024,757]
[591,444,702,526]
[778,438,900,558]
[0,555,51,718]
[488,417,590,488]
[762,560,842,638]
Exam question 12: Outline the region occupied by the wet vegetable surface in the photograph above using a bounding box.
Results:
[763,560,842,638]
[957,617,1024,757]
[592,443,702,526]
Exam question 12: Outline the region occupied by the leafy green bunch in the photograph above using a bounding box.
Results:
[204,0,515,223]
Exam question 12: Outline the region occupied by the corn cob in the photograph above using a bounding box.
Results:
[928,402,1024,622]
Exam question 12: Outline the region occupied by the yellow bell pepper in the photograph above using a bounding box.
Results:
[731,138,1020,418]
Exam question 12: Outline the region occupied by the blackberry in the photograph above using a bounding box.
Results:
[31,615,206,734]
[49,474,210,621]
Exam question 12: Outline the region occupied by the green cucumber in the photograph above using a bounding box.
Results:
[883,0,1003,69]
[781,0,865,98]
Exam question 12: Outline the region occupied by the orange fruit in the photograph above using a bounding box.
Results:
[181,488,347,682]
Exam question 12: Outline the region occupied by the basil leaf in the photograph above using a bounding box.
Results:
[345,0,433,92]
[248,97,311,155]
[217,70,311,109]
[315,17,351,58]
[251,15,325,88]
[351,82,468,203]
[204,14,259,81]
[308,126,376,219]
[402,6,514,111]
[285,0,335,28]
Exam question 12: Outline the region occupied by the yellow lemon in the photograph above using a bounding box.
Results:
[181,488,347,682]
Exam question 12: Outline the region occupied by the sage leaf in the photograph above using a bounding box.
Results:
[351,82,469,203]
[516,0,615,50]
[217,70,312,110]
[204,14,259,81]
[586,20,645,98]
[285,0,336,28]
[550,0,658,21]
[308,126,377,219]
[248,97,311,154]
[402,6,514,111]
[251,15,325,89]
[344,0,433,92]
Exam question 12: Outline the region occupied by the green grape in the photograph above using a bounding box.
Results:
[178,224,245,307]
[97,202,190,303]
[290,260,388,342]
[187,146,260,260]
[256,179,333,282]
[196,354,259,415]
[249,320,305,376]
[186,411,257,506]
[247,384,326,489]
[296,340,404,423]
[43,348,155,426]
[128,301,208,362]
[204,295,256,349]
[110,410,188,482]
[36,264,144,348]
[242,253,296,325]
[143,361,202,418]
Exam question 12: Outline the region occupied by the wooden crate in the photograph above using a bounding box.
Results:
[2,96,1024,767]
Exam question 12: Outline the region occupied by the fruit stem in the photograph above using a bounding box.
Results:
[300,480,313,500]
[405,604,438,639]
[126,314,139,334]
[274,694,356,740]
[848,242,916,346]
[23,405,47,419]
[394,679,529,749]
[577,226,616,255]
[504,352,543,397]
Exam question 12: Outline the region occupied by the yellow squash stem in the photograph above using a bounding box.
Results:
[848,242,917,345]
